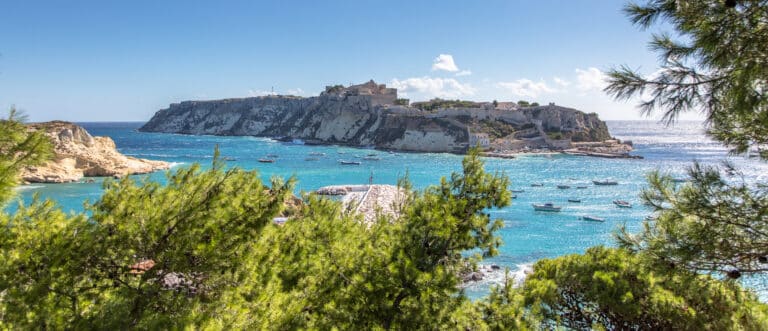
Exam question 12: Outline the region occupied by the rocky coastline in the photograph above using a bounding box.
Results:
[21,121,170,183]
[140,80,637,157]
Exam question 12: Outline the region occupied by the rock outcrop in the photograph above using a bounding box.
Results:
[140,81,618,154]
[21,121,170,183]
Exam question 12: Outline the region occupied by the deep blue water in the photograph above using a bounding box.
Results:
[10,121,768,297]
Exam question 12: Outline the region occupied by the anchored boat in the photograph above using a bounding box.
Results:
[581,215,605,222]
[613,200,632,208]
[532,203,562,212]
[593,180,619,185]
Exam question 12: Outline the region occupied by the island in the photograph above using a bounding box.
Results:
[140,80,635,157]
[21,121,171,183]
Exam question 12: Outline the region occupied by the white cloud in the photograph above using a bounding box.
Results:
[575,67,607,91]
[431,54,459,72]
[248,89,277,97]
[286,88,305,96]
[455,70,472,77]
[391,77,476,99]
[496,79,555,98]
[553,77,571,87]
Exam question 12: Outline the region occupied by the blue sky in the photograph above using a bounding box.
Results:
[0,0,698,122]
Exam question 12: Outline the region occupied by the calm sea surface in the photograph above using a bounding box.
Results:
[10,121,768,297]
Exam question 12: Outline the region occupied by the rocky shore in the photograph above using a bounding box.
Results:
[21,121,171,183]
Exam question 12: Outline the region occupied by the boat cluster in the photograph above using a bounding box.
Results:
[524,179,633,223]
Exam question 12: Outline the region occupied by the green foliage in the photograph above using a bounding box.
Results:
[0,152,294,329]
[530,102,539,107]
[325,84,345,94]
[520,246,768,330]
[394,98,410,106]
[0,107,53,204]
[412,98,481,111]
[618,164,768,277]
[0,148,513,329]
[605,0,768,159]
[517,100,530,107]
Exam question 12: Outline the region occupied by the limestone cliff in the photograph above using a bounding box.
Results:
[21,121,171,183]
[140,81,615,153]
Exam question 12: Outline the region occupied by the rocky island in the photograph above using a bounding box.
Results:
[21,121,171,183]
[141,80,634,157]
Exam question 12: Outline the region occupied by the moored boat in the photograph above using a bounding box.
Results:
[258,158,275,163]
[576,186,588,189]
[362,156,380,161]
[581,215,605,222]
[613,200,632,208]
[339,160,361,165]
[593,180,619,185]
[532,202,562,212]
[511,189,525,193]
[557,185,571,189]
[531,183,544,187]
[305,157,319,161]
[567,198,581,203]
[308,152,326,156]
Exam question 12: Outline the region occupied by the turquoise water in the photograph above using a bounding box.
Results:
[10,121,768,296]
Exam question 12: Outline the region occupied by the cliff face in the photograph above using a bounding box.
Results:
[140,81,614,153]
[22,121,171,183]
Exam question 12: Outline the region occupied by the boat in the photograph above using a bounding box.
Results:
[672,178,689,183]
[362,156,381,161]
[531,183,544,187]
[222,156,236,161]
[512,194,517,199]
[532,203,562,212]
[511,189,525,193]
[366,153,377,157]
[339,160,361,165]
[576,186,588,189]
[557,185,571,189]
[593,180,619,185]
[581,215,605,222]
[258,158,276,163]
[567,198,581,203]
[308,152,326,156]
[613,200,632,208]
[305,157,319,161]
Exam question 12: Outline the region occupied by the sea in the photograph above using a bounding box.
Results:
[10,121,768,298]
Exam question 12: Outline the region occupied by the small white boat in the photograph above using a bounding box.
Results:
[532,203,562,212]
[567,198,581,203]
[613,200,632,208]
[581,215,605,222]
[511,189,525,193]
[557,185,571,189]
[258,158,275,163]
[576,186,588,189]
[308,152,326,156]
[593,180,619,185]
[531,183,544,187]
[339,160,361,165]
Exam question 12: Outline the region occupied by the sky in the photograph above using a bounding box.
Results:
[0,0,703,122]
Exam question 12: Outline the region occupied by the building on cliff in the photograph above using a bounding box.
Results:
[322,80,397,106]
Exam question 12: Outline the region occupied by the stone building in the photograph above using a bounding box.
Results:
[469,132,490,148]
[323,80,397,106]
